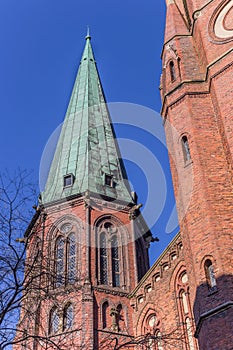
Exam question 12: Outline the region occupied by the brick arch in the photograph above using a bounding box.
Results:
[200,254,217,283]
[163,46,179,69]
[47,215,83,286]
[169,259,187,292]
[94,214,130,237]
[135,302,163,336]
[94,214,130,288]
[48,214,84,242]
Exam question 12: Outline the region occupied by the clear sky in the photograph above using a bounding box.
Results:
[0,0,179,263]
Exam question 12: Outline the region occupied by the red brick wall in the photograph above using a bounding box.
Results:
[161,1,233,349]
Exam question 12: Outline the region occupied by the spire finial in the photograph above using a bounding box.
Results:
[85,26,91,40]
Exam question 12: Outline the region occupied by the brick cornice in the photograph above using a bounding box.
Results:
[161,48,233,121]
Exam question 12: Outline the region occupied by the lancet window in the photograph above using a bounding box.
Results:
[169,60,176,81]
[54,224,77,287]
[204,259,217,289]
[63,303,74,331]
[144,313,163,350]
[181,135,191,162]
[176,271,197,349]
[96,218,127,288]
[48,303,74,335]
[49,307,59,335]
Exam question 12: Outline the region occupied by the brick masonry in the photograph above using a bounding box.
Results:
[14,1,233,349]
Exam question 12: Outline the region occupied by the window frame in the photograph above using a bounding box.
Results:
[96,219,126,288]
[54,232,77,288]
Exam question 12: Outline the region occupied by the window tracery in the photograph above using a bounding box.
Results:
[96,218,126,288]
[54,224,77,288]
[176,270,197,349]
[111,236,120,287]
[145,313,163,350]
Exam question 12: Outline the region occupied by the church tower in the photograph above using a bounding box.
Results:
[161,0,233,349]
[15,34,152,349]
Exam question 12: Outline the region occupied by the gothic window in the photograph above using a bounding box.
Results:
[56,237,64,287]
[176,270,196,349]
[100,233,108,284]
[181,135,191,162]
[49,307,59,335]
[145,313,162,350]
[63,303,73,331]
[204,259,217,288]
[180,290,189,314]
[102,301,109,328]
[169,61,176,81]
[112,236,120,287]
[67,233,76,284]
[55,231,77,288]
[97,219,125,288]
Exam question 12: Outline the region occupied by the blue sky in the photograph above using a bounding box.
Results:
[0,0,179,263]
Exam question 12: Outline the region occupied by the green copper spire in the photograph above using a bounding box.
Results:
[42,36,133,205]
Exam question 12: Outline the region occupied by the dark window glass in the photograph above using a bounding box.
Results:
[63,304,73,330]
[169,61,176,81]
[112,236,120,287]
[67,233,76,284]
[64,174,73,187]
[100,233,108,284]
[49,308,59,334]
[105,174,113,187]
[182,136,191,162]
[56,237,64,287]
[102,301,109,328]
[205,259,216,288]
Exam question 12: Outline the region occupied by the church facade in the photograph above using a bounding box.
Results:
[15,0,233,349]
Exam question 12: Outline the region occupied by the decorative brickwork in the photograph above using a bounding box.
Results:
[14,1,232,349]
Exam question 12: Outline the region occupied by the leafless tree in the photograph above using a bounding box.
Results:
[0,170,37,349]
[0,170,94,350]
[0,170,195,350]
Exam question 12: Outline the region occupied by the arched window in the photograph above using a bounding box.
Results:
[169,61,176,81]
[54,230,77,288]
[49,307,59,334]
[97,219,125,288]
[100,233,108,285]
[204,259,216,288]
[56,237,64,287]
[67,233,76,284]
[181,135,191,162]
[180,290,189,314]
[112,236,120,287]
[176,271,197,349]
[63,303,73,331]
[102,301,109,328]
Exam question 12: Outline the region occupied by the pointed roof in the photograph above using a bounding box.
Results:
[42,35,133,205]
[164,0,189,43]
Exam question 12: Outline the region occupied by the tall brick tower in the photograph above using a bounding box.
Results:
[15,34,152,349]
[160,0,233,349]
